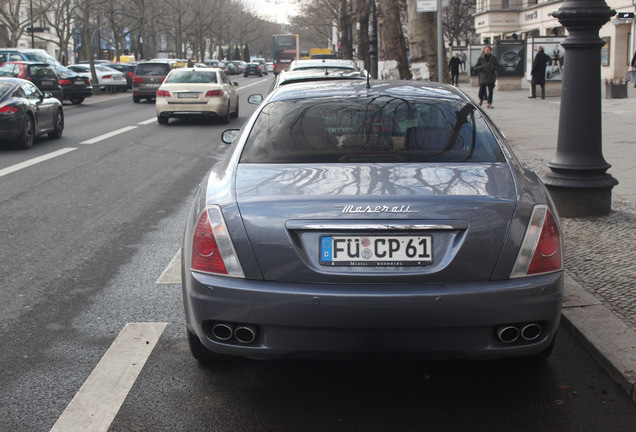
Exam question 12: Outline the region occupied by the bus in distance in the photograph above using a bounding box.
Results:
[272,34,299,75]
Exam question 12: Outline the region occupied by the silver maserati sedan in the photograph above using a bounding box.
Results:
[182,80,563,364]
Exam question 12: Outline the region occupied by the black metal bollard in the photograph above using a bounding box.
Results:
[543,0,619,217]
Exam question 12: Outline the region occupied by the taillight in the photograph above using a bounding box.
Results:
[128,72,134,78]
[102,74,112,79]
[0,105,19,115]
[157,89,170,97]
[133,76,143,83]
[510,206,563,278]
[205,90,223,97]
[59,79,72,85]
[191,206,244,277]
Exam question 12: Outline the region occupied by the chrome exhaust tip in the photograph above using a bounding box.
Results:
[496,326,520,344]
[212,322,234,341]
[521,323,542,341]
[234,325,257,344]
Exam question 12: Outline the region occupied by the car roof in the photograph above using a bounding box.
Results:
[273,69,367,90]
[3,61,50,66]
[267,80,470,104]
[289,59,358,70]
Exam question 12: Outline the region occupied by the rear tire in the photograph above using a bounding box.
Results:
[221,102,231,124]
[133,95,141,103]
[14,114,34,149]
[231,100,239,118]
[48,108,64,139]
[157,115,169,125]
[69,97,84,105]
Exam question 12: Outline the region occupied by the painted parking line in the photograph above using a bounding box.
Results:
[0,148,77,178]
[80,126,138,144]
[137,118,156,125]
[50,322,167,432]
[156,249,182,284]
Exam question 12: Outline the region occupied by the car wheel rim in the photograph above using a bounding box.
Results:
[25,118,34,143]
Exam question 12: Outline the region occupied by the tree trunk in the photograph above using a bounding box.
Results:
[406,0,446,81]
[377,0,411,79]
[355,0,371,70]
[338,0,353,59]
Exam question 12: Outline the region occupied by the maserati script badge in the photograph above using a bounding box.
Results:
[341,205,416,214]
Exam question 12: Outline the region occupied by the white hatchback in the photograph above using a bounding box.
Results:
[155,68,239,124]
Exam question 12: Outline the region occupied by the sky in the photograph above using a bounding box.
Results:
[240,0,299,24]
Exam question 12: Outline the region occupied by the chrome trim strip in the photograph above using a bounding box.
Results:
[296,223,455,230]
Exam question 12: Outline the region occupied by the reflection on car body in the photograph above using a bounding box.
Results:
[182,80,563,366]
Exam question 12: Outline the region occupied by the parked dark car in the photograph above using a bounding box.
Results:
[0,77,64,149]
[182,80,564,365]
[132,59,187,103]
[0,61,63,101]
[103,62,137,89]
[52,64,93,104]
[243,62,263,77]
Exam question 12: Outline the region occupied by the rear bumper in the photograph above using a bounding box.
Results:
[183,271,563,360]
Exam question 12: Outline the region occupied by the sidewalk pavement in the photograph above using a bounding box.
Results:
[459,81,636,402]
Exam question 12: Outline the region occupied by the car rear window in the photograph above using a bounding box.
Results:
[164,70,217,83]
[29,65,57,79]
[240,97,505,164]
[135,63,170,76]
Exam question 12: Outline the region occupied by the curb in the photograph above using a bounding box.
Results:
[561,273,636,402]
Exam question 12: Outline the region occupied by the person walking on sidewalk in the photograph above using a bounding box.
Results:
[530,45,551,99]
[474,45,499,109]
[449,53,461,86]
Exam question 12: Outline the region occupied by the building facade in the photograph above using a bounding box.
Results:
[474,0,635,81]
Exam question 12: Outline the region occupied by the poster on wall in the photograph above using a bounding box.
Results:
[527,37,566,81]
[495,41,525,77]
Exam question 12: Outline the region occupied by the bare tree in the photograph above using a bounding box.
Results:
[0,0,47,47]
[443,0,475,46]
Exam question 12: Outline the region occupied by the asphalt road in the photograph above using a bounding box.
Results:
[0,75,635,431]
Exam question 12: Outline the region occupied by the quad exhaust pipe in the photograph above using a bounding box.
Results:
[495,323,542,344]
[211,322,257,344]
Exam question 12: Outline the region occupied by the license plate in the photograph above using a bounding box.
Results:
[41,80,53,86]
[74,79,84,85]
[177,92,199,98]
[320,235,432,266]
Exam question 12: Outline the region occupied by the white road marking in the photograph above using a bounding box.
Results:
[0,148,77,178]
[156,249,182,284]
[50,322,167,432]
[137,118,156,125]
[80,126,138,144]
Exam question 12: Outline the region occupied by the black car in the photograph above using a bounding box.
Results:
[0,61,63,101]
[52,64,93,104]
[103,62,137,89]
[243,62,263,77]
[0,77,64,149]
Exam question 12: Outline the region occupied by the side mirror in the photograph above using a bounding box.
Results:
[221,129,240,145]
[43,91,52,99]
[248,94,263,105]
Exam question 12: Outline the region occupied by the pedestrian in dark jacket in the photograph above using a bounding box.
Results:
[530,46,551,99]
[449,53,461,86]
[631,50,636,88]
[474,46,499,108]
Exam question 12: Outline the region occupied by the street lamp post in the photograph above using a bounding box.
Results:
[543,0,618,217]
[29,0,35,48]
